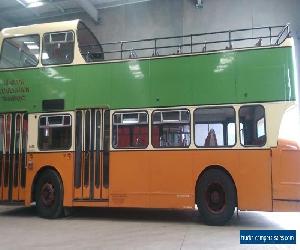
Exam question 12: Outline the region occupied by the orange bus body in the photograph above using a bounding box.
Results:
[23,142,300,212]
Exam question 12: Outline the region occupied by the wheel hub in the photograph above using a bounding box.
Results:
[211,190,221,203]
[205,182,225,213]
[41,182,55,207]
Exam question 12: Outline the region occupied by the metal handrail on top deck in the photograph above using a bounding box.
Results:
[81,24,291,61]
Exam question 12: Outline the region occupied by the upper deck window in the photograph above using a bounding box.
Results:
[77,22,104,62]
[42,31,74,65]
[0,35,40,69]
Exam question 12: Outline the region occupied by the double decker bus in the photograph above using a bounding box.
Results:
[0,20,299,225]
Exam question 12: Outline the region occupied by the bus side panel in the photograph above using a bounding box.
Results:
[148,151,194,209]
[109,150,194,209]
[109,149,272,211]
[273,200,300,212]
[235,150,272,211]
[109,151,150,208]
[272,148,300,203]
[0,154,3,200]
[25,152,74,207]
[191,149,272,212]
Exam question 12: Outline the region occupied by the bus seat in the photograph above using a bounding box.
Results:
[256,38,262,47]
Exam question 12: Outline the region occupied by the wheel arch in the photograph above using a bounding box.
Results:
[31,165,63,203]
[195,165,238,206]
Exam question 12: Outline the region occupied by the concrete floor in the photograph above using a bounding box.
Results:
[0,205,299,250]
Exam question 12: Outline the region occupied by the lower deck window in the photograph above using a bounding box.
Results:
[112,112,149,149]
[194,107,236,147]
[239,105,266,146]
[0,115,3,154]
[152,109,191,148]
[38,114,72,150]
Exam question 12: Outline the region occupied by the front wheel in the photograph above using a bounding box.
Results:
[35,169,64,219]
[196,169,236,226]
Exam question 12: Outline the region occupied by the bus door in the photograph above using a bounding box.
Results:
[74,109,110,201]
[0,113,28,202]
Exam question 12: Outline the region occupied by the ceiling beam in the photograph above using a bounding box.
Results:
[2,0,152,20]
[2,0,153,26]
[1,1,69,16]
[95,0,151,10]
[11,8,84,25]
[76,0,99,23]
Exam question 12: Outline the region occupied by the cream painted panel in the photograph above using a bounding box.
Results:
[27,111,75,153]
[109,101,295,151]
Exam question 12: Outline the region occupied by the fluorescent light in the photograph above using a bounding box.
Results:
[123,118,139,124]
[27,2,44,8]
[27,44,39,50]
[16,0,44,8]
[24,41,35,44]
[24,0,41,3]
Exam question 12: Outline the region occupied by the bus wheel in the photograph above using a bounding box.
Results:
[35,169,64,219]
[196,169,236,226]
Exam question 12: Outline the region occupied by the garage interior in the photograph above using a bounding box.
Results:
[0,0,300,249]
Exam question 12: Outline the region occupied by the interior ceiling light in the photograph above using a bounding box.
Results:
[24,0,40,3]
[27,44,39,50]
[27,2,44,8]
[16,0,44,8]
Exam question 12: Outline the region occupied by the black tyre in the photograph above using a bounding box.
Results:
[196,169,236,226]
[35,169,64,219]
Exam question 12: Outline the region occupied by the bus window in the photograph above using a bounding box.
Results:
[239,105,266,146]
[77,22,104,62]
[42,31,74,65]
[227,122,236,146]
[38,114,72,150]
[0,115,3,154]
[0,35,40,69]
[152,109,190,148]
[0,115,3,187]
[14,115,21,155]
[112,111,148,149]
[257,117,265,138]
[194,107,236,147]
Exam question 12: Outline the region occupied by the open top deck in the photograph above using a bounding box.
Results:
[0,21,296,114]
[0,20,292,69]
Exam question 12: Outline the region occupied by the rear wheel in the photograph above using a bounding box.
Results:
[196,169,236,226]
[35,169,64,219]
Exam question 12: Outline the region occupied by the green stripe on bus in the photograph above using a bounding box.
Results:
[0,46,295,113]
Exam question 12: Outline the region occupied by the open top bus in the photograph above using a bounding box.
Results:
[0,20,299,225]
